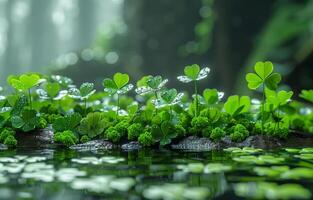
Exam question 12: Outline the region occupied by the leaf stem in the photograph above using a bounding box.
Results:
[28,89,32,110]
[154,91,158,115]
[84,98,87,116]
[261,84,265,134]
[116,94,120,118]
[194,81,198,117]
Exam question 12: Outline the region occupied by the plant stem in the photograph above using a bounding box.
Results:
[261,84,265,134]
[154,91,158,115]
[84,98,87,116]
[28,89,32,110]
[116,94,120,117]
[194,81,198,117]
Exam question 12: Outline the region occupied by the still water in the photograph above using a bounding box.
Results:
[0,147,312,200]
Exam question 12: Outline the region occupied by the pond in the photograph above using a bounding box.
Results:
[0,147,313,200]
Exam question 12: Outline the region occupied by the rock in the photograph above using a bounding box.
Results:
[0,144,8,150]
[121,141,142,151]
[70,140,113,151]
[16,126,55,148]
[171,136,218,151]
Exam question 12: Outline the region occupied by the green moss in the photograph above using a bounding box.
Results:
[230,124,249,142]
[54,130,78,147]
[0,129,15,143]
[105,127,122,143]
[114,120,129,137]
[190,116,209,135]
[210,127,225,141]
[174,125,186,138]
[80,135,90,143]
[138,131,155,146]
[127,123,143,140]
[37,117,48,129]
[4,135,17,147]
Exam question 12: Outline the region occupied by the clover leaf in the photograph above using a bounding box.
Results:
[177,64,210,83]
[52,113,82,132]
[151,122,177,146]
[152,89,184,108]
[69,82,96,100]
[103,73,133,95]
[51,75,74,88]
[8,74,45,92]
[246,61,281,90]
[135,75,168,95]
[224,95,251,116]
[78,112,107,138]
[266,89,293,108]
[11,109,40,132]
[300,90,313,104]
[37,82,68,101]
[203,89,224,105]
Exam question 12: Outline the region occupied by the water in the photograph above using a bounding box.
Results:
[0,148,312,200]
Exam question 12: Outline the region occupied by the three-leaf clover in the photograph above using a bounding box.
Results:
[8,74,46,109]
[11,109,40,132]
[246,61,281,91]
[202,89,224,105]
[224,95,251,116]
[135,75,168,95]
[68,82,96,100]
[103,73,133,116]
[152,89,184,109]
[37,82,68,101]
[177,64,210,116]
[265,89,293,109]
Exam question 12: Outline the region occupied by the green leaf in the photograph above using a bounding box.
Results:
[300,90,313,103]
[53,113,82,132]
[147,76,162,89]
[246,73,263,90]
[265,73,281,90]
[113,73,129,89]
[46,82,60,98]
[78,112,107,138]
[80,82,95,97]
[203,89,218,105]
[11,116,24,128]
[9,74,44,92]
[266,89,293,108]
[161,89,177,103]
[254,61,273,79]
[224,95,251,116]
[184,64,200,80]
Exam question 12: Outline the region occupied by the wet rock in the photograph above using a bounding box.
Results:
[70,140,113,151]
[171,136,218,151]
[0,143,8,150]
[121,141,142,151]
[16,126,55,148]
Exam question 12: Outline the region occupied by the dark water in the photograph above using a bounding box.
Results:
[0,147,312,200]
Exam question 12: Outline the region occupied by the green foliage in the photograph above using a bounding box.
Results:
[300,90,313,103]
[224,95,251,116]
[138,131,155,147]
[54,130,78,147]
[0,129,15,143]
[203,89,219,105]
[11,109,43,132]
[80,135,90,143]
[136,75,168,95]
[78,112,107,138]
[266,89,293,109]
[52,113,82,132]
[230,124,249,142]
[127,123,143,140]
[4,135,17,147]
[151,122,178,146]
[8,74,45,92]
[245,61,281,90]
[103,73,133,95]
[69,82,95,100]
[210,127,225,141]
[105,127,122,143]
[190,116,209,135]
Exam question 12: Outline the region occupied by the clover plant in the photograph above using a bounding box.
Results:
[224,95,251,117]
[178,64,210,116]
[246,61,281,133]
[8,74,46,109]
[68,82,95,114]
[103,73,133,116]
[300,90,313,104]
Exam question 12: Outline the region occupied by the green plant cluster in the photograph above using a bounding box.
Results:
[0,62,311,148]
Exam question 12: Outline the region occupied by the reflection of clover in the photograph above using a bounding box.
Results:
[152,89,184,108]
[68,82,96,100]
[37,82,68,101]
[135,75,168,95]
